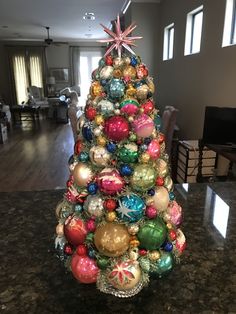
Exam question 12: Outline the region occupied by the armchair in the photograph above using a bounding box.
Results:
[27,86,49,108]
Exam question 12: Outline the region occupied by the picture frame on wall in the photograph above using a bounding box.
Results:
[50,68,69,83]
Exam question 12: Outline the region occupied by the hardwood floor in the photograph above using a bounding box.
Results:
[0,118,74,192]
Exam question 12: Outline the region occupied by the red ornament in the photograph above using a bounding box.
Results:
[97,168,125,195]
[156,177,164,186]
[85,219,96,232]
[74,139,83,155]
[64,243,73,255]
[66,180,73,188]
[76,244,87,256]
[141,99,154,114]
[136,64,148,79]
[64,215,88,247]
[169,229,177,241]
[106,55,113,66]
[139,249,147,256]
[85,106,97,121]
[145,206,157,219]
[123,75,131,83]
[71,254,99,284]
[104,199,117,211]
[158,133,165,144]
[104,116,130,142]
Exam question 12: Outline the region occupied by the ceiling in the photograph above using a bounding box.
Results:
[0,0,160,43]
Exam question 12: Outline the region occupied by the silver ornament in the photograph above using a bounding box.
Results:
[84,195,104,217]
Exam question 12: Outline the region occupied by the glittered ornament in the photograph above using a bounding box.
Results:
[151,186,170,211]
[85,106,97,121]
[145,206,157,219]
[147,139,161,160]
[117,194,145,222]
[71,254,99,283]
[94,222,130,257]
[97,135,107,146]
[137,217,167,250]
[76,244,87,256]
[87,182,98,195]
[100,66,114,79]
[123,65,137,79]
[104,116,129,142]
[156,177,164,186]
[132,114,154,138]
[136,84,149,100]
[140,152,150,163]
[89,146,111,167]
[126,84,136,97]
[131,164,157,191]
[113,68,123,78]
[97,168,125,195]
[113,57,124,68]
[106,211,117,222]
[108,78,125,99]
[127,224,139,235]
[98,99,114,115]
[108,260,141,290]
[73,163,93,187]
[64,215,87,246]
[104,198,117,211]
[118,143,139,163]
[120,98,140,115]
[148,250,160,261]
[136,64,148,79]
[95,114,105,125]
[91,81,103,98]
[86,219,96,232]
[84,195,104,218]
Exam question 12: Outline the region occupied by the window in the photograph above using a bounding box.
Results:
[184,5,203,55]
[222,0,236,47]
[10,48,44,104]
[163,23,174,60]
[79,49,102,103]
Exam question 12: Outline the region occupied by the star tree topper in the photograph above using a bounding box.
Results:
[98,15,142,57]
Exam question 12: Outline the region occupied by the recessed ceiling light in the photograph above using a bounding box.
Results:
[83,12,95,20]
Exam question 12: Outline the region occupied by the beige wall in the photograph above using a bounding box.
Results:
[158,0,236,139]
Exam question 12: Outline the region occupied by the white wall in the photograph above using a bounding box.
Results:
[158,0,236,139]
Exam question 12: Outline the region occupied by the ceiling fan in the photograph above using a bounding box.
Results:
[44,26,53,45]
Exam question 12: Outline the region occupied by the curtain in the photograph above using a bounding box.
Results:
[29,55,43,88]
[12,53,29,104]
[70,46,80,89]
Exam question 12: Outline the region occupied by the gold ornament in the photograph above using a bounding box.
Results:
[106,211,117,222]
[124,56,131,65]
[89,146,111,166]
[156,159,168,177]
[94,127,102,137]
[148,250,161,261]
[114,109,121,115]
[56,223,64,236]
[136,84,149,100]
[91,81,103,98]
[127,224,139,235]
[97,135,107,146]
[100,66,114,79]
[139,108,145,113]
[94,222,130,257]
[126,84,136,97]
[113,68,122,78]
[113,57,124,68]
[73,163,93,187]
[140,152,150,163]
[166,223,173,229]
[130,238,140,247]
[95,114,105,125]
[108,260,141,290]
[123,65,136,79]
[146,77,155,94]
[164,176,173,192]
[128,116,134,122]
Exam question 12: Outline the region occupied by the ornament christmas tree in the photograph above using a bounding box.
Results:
[54,16,186,298]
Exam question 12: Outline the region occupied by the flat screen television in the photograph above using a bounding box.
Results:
[202,106,236,147]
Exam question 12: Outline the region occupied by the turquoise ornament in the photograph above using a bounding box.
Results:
[154,114,162,130]
[98,99,114,115]
[117,194,145,222]
[108,78,125,99]
[150,252,173,278]
[78,151,89,162]
[99,58,106,67]
[137,217,167,250]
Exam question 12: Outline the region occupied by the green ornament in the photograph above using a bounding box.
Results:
[97,257,110,270]
[86,232,94,242]
[137,217,167,250]
[131,164,157,191]
[118,143,139,163]
[149,252,173,278]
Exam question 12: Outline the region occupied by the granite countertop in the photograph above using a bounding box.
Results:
[0,182,236,313]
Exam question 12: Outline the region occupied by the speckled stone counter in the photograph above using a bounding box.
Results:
[0,182,236,314]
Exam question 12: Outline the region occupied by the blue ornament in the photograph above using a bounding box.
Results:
[154,115,162,130]
[100,79,107,87]
[82,122,93,142]
[134,81,143,88]
[74,204,83,213]
[78,151,89,162]
[130,56,138,66]
[117,194,145,222]
[163,241,173,252]
[106,142,117,153]
[148,189,155,196]
[144,137,152,145]
[140,144,148,152]
[108,78,125,99]
[88,248,96,259]
[169,192,175,201]
[120,164,133,176]
[87,182,98,195]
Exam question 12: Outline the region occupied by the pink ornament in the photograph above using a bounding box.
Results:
[167,201,182,226]
[141,99,154,114]
[120,99,140,116]
[86,219,96,232]
[145,206,157,219]
[64,216,88,247]
[104,116,130,142]
[132,114,154,138]
[71,254,99,283]
[147,139,161,160]
[175,229,186,254]
[97,168,125,195]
